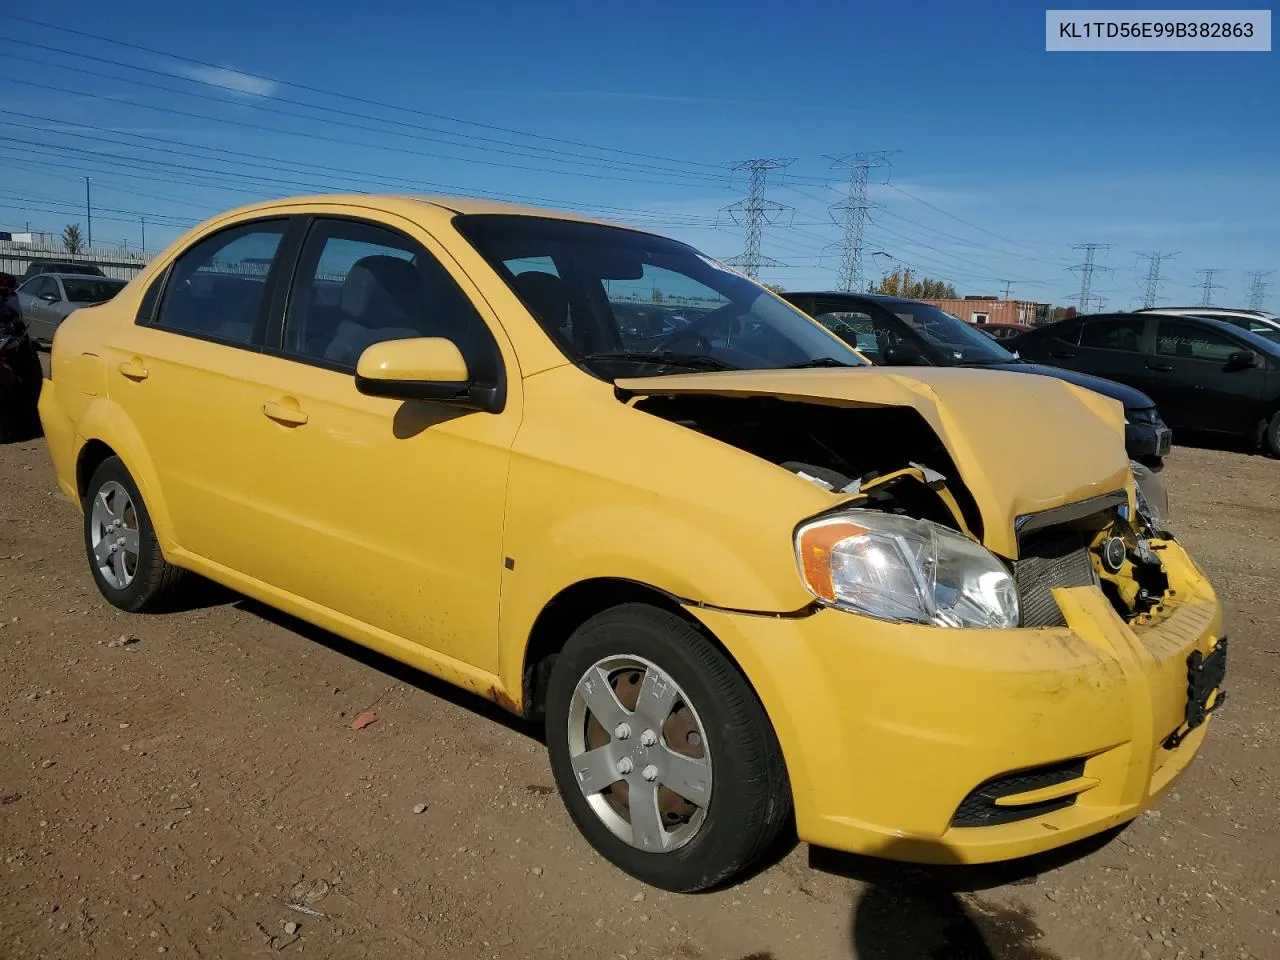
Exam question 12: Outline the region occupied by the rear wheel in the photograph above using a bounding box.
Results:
[545,603,791,892]
[83,456,186,611]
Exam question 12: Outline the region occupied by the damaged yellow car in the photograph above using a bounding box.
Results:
[38,196,1226,892]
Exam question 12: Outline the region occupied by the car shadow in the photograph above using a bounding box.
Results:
[1172,430,1262,457]
[817,827,1129,959]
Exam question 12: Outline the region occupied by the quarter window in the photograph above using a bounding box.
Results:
[283,218,500,382]
[1155,321,1239,362]
[1079,318,1144,352]
[155,220,286,345]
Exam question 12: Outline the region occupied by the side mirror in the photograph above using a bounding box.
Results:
[354,337,502,413]
[1225,349,1258,370]
[882,343,924,366]
[40,292,60,303]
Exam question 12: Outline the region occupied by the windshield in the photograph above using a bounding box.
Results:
[453,215,867,377]
[878,299,1017,364]
[61,278,126,303]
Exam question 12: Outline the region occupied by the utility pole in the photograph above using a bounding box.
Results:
[85,176,92,249]
[720,159,794,280]
[140,217,146,254]
[1195,268,1225,307]
[828,151,897,292]
[1136,251,1176,308]
[1245,270,1273,311]
[1069,243,1111,313]
[1000,280,1013,300]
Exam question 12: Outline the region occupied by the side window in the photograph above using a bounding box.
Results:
[1079,318,1144,352]
[156,221,286,345]
[1155,321,1239,362]
[1052,321,1081,345]
[283,218,501,382]
[812,309,880,359]
[25,277,49,299]
[135,267,169,324]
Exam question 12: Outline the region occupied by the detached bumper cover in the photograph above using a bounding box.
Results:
[691,539,1221,864]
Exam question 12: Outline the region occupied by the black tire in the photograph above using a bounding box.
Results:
[1266,410,1280,459]
[83,456,186,612]
[545,603,791,892]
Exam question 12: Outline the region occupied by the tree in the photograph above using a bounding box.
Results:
[874,269,956,300]
[62,224,84,254]
[762,283,786,294]
[1050,306,1077,323]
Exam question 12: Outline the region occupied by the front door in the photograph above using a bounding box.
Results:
[1151,318,1268,434]
[103,218,294,570]
[235,213,520,672]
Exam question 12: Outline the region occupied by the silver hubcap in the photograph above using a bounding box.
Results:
[89,481,139,590]
[567,655,712,853]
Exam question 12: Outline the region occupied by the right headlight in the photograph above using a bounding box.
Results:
[795,509,1020,629]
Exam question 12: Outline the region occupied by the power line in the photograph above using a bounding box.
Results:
[1245,270,1273,311]
[1136,251,1177,308]
[829,151,896,292]
[1070,243,1111,312]
[720,159,794,279]
[1195,268,1226,307]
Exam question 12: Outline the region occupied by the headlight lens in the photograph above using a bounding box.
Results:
[1130,459,1171,531]
[795,510,1020,628]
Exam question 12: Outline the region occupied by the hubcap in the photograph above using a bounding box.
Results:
[89,481,139,590]
[567,655,712,853]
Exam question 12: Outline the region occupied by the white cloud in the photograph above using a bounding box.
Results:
[179,65,278,98]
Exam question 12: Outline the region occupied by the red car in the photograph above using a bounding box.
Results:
[976,322,1032,340]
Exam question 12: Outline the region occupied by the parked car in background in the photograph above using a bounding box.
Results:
[1135,307,1280,344]
[782,291,1172,465]
[39,194,1225,890]
[1009,312,1280,457]
[17,274,128,345]
[976,322,1032,340]
[20,259,107,281]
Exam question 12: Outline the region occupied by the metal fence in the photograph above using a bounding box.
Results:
[0,241,152,282]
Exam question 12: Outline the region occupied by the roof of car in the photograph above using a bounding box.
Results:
[204,194,625,229]
[784,291,908,302]
[25,273,125,283]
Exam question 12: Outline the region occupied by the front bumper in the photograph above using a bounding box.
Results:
[1125,417,1173,461]
[690,539,1221,864]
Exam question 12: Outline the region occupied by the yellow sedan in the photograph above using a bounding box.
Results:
[38,195,1226,891]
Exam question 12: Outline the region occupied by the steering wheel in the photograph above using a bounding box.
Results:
[649,326,712,353]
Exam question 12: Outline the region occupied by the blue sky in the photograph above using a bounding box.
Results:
[1,1,1276,308]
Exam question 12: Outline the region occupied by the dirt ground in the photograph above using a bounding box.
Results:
[2,428,1278,960]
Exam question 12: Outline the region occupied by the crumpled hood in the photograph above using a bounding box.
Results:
[617,366,1132,558]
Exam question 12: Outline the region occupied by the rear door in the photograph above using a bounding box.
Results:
[104,217,298,569]
[1069,314,1155,392]
[1151,318,1267,435]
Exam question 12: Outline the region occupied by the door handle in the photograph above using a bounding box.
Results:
[117,359,149,381]
[1146,361,1174,372]
[262,399,309,426]
[1050,350,1076,359]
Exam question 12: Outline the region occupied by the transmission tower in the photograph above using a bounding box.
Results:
[1069,243,1111,312]
[1000,280,1014,300]
[1136,251,1176,308]
[1195,268,1225,307]
[1245,270,1273,310]
[720,159,794,279]
[828,151,898,292]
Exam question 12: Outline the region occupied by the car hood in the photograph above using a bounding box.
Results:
[617,366,1131,558]
[979,362,1155,409]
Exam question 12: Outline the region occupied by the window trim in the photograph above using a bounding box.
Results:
[148,216,299,352]
[265,215,508,407]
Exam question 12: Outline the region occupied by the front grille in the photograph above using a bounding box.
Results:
[951,757,1087,827]
[1014,528,1097,627]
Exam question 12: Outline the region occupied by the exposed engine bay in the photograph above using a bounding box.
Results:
[634,393,1174,627]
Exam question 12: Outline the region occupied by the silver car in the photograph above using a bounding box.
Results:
[16,273,128,345]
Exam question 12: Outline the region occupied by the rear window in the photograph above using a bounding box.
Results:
[62,278,126,303]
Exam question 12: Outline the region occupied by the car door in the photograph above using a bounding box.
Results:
[20,277,58,341]
[234,213,521,673]
[104,217,297,570]
[1061,314,1155,392]
[1151,318,1267,434]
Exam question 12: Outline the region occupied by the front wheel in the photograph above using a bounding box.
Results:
[1265,410,1280,458]
[545,603,791,892]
